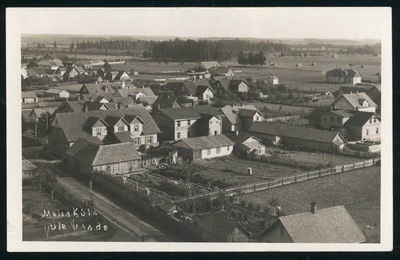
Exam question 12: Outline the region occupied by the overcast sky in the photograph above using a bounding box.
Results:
[10,7,390,39]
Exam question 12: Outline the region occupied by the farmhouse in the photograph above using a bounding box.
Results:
[29,107,56,122]
[265,75,279,86]
[21,91,38,103]
[152,106,224,141]
[320,109,354,131]
[326,68,361,84]
[211,79,249,94]
[76,61,93,70]
[220,104,263,133]
[26,67,46,78]
[195,61,220,70]
[173,81,215,102]
[173,134,234,162]
[248,121,345,153]
[21,67,28,79]
[344,111,381,141]
[44,88,70,99]
[78,84,116,101]
[65,138,141,175]
[151,96,183,111]
[210,67,235,78]
[63,66,84,81]
[196,212,249,242]
[258,204,366,243]
[331,92,377,113]
[48,106,160,155]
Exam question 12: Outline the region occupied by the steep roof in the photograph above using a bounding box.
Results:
[249,122,344,144]
[52,106,161,142]
[173,134,234,150]
[220,105,259,124]
[308,107,330,122]
[66,138,140,166]
[138,96,158,106]
[238,108,259,118]
[210,67,233,75]
[333,93,377,109]
[197,61,220,70]
[29,107,57,118]
[140,87,156,97]
[326,68,361,78]
[344,111,379,127]
[269,205,366,243]
[45,88,69,95]
[197,212,245,241]
[108,131,135,143]
[152,96,183,110]
[159,105,225,120]
[164,81,184,92]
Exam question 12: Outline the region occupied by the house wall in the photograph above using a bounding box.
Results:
[200,145,233,160]
[237,82,249,93]
[175,119,198,140]
[94,160,139,174]
[119,73,131,81]
[259,221,293,243]
[152,114,176,141]
[357,106,376,113]
[59,91,70,99]
[332,96,356,110]
[347,118,381,141]
[207,116,222,136]
[201,88,214,101]
[48,127,71,155]
[22,97,37,103]
[321,114,350,130]
[112,120,129,133]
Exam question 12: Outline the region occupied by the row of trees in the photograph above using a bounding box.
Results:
[237,51,266,66]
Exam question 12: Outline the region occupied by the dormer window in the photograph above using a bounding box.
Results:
[133,124,139,132]
[117,125,125,132]
[95,128,102,136]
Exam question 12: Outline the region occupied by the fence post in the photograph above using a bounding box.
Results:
[319,169,321,177]
[342,165,345,172]
[364,161,366,167]
[353,163,355,169]
[281,178,284,185]
[268,181,270,189]
[295,175,297,183]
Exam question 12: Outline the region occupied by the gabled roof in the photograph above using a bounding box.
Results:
[220,105,259,124]
[157,201,179,213]
[322,110,355,118]
[84,116,109,128]
[229,79,248,88]
[29,107,57,118]
[45,88,69,95]
[197,212,246,240]
[164,81,184,92]
[107,131,135,143]
[238,108,260,118]
[210,67,233,75]
[226,134,262,144]
[52,106,161,142]
[138,96,158,106]
[326,68,361,78]
[173,134,234,150]
[74,66,85,74]
[103,115,129,127]
[344,111,380,127]
[196,61,220,70]
[66,138,141,166]
[333,93,377,109]
[159,105,225,120]
[140,87,156,97]
[114,88,143,98]
[152,96,183,110]
[264,205,366,243]
[22,91,37,98]
[308,107,330,122]
[114,71,131,80]
[249,122,344,144]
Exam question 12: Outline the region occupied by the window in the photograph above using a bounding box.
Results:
[95,128,102,136]
[134,138,140,145]
[187,120,191,126]
[227,146,230,151]
[369,119,372,124]
[177,121,181,127]
[117,125,125,132]
[376,127,379,134]
[210,121,212,125]
[177,132,181,139]
[147,136,152,143]
[374,118,377,123]
[366,129,369,135]
[217,148,221,154]
[133,124,139,132]
[330,116,333,122]
[207,149,211,155]
[337,117,341,123]
[256,116,260,121]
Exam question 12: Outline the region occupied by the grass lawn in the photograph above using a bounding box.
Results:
[243,166,381,242]
[195,156,301,186]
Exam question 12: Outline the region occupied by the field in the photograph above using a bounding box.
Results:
[245,101,315,114]
[243,166,381,242]
[195,156,301,186]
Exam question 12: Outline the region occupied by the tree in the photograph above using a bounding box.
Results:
[237,51,247,65]
[70,41,75,53]
[53,41,57,49]
[104,60,112,73]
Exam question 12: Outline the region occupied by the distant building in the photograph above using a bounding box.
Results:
[320,110,354,131]
[210,67,235,78]
[174,81,215,103]
[331,92,377,113]
[228,135,266,156]
[21,91,38,103]
[326,68,361,84]
[220,104,263,133]
[195,61,220,70]
[333,84,381,107]
[45,88,70,99]
[258,204,366,243]
[211,79,249,94]
[265,75,279,86]
[344,111,381,141]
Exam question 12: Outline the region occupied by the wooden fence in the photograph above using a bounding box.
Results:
[174,158,379,203]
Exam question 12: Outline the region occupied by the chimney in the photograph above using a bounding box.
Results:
[117,102,121,109]
[157,103,161,111]
[84,103,88,112]
[241,101,243,107]
[89,97,92,102]
[231,103,234,108]
[310,202,317,214]
[77,94,81,101]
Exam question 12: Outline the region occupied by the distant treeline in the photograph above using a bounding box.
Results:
[70,38,291,61]
[237,51,266,66]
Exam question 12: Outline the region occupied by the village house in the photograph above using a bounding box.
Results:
[195,212,250,242]
[151,96,183,111]
[104,70,131,81]
[21,67,28,79]
[227,134,266,156]
[194,61,220,71]
[78,84,116,101]
[173,81,215,103]
[344,111,381,141]
[265,75,279,86]
[28,107,56,122]
[220,104,263,133]
[248,121,345,153]
[173,134,234,162]
[210,67,235,78]
[22,157,37,178]
[63,66,84,81]
[258,204,366,243]
[26,67,46,78]
[333,84,381,106]
[211,79,249,94]
[21,91,38,103]
[65,138,141,175]
[76,61,93,70]
[44,88,70,99]
[152,106,224,141]
[55,66,68,76]
[156,201,181,217]
[137,96,158,110]
[36,58,64,71]
[326,68,362,84]
[320,109,355,131]
[48,106,161,155]
[331,92,377,113]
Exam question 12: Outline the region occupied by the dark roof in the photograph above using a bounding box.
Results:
[308,107,330,122]
[159,105,224,120]
[263,205,366,243]
[52,106,161,142]
[179,81,197,95]
[157,201,179,213]
[322,110,355,118]
[108,132,135,143]
[238,108,259,117]
[173,134,234,150]
[196,61,220,70]
[249,122,344,143]
[220,105,259,124]
[326,68,361,78]
[229,79,248,87]
[152,97,183,110]
[104,115,128,127]
[164,81,184,92]
[66,138,141,166]
[84,116,109,128]
[138,96,158,106]
[197,212,245,240]
[210,67,233,75]
[344,111,379,127]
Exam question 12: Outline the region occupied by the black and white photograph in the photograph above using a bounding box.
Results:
[6,7,392,251]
